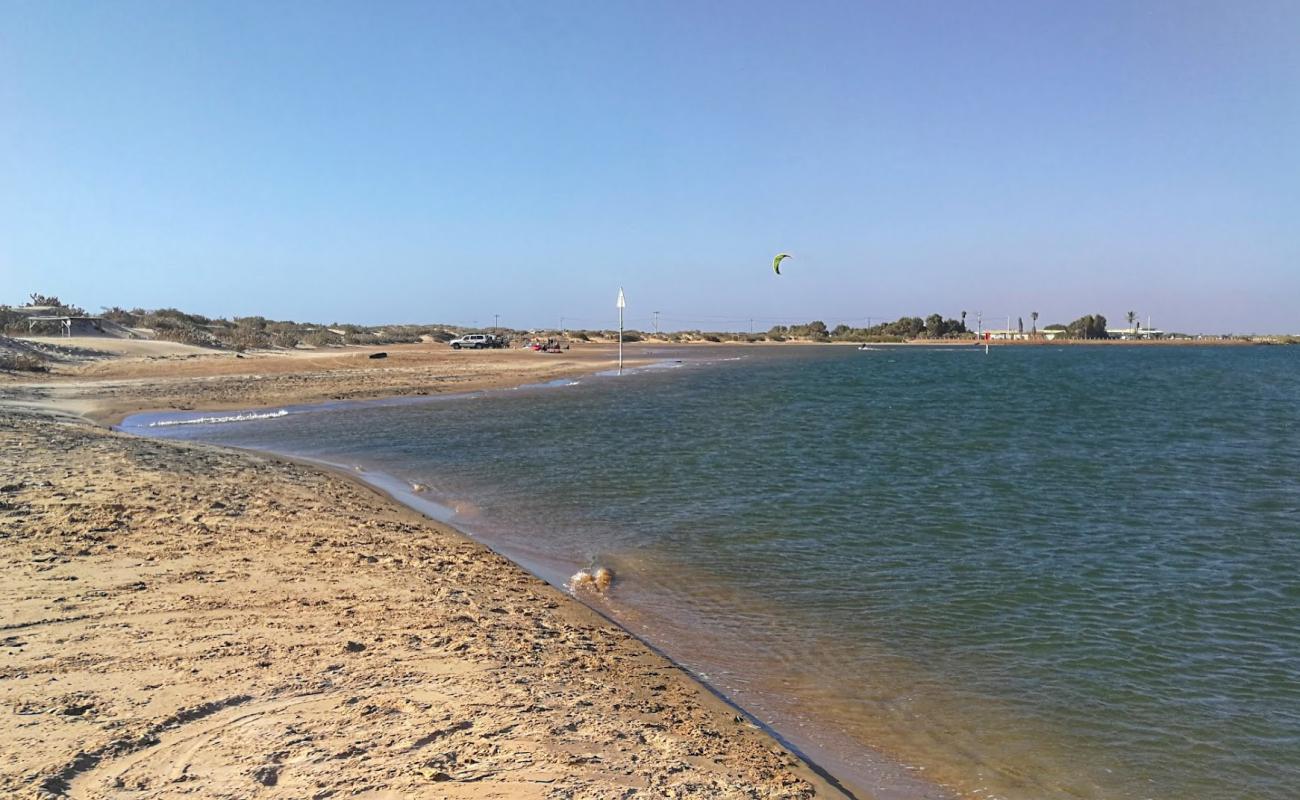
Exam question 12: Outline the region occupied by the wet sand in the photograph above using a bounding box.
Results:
[0,341,851,799]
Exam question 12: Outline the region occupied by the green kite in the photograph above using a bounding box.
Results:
[772,253,792,275]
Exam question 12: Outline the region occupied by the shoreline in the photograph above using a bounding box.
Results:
[109,358,892,798]
[110,358,959,800]
[268,446,870,800]
[0,345,864,799]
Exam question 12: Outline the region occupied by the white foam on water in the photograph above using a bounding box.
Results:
[148,409,290,427]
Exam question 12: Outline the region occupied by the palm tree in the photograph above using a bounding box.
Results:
[1031,311,1038,336]
[1126,311,1137,337]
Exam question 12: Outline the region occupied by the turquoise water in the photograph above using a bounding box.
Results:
[128,345,1300,800]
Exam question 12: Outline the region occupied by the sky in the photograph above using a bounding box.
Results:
[1,1,1297,333]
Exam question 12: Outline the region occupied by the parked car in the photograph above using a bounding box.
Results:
[448,333,504,350]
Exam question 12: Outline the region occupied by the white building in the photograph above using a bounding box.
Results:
[981,329,1031,340]
[1106,327,1164,340]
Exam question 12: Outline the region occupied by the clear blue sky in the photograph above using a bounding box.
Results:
[2,1,1296,333]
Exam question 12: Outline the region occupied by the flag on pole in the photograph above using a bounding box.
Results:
[616,288,625,375]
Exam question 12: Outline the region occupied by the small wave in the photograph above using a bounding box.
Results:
[521,378,584,390]
[569,566,614,594]
[148,409,289,427]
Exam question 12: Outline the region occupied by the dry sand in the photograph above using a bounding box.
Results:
[3,341,638,425]
[0,341,851,799]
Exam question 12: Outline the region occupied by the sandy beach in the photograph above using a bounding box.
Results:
[1,339,649,425]
[0,341,850,799]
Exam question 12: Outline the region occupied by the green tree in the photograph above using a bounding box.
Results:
[1065,314,1109,339]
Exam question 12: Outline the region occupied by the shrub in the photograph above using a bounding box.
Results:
[304,330,340,348]
[0,352,47,372]
[0,309,27,336]
[229,328,272,350]
[150,317,224,348]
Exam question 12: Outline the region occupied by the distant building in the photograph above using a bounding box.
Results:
[981,329,1031,340]
[977,328,1070,340]
[1106,327,1164,340]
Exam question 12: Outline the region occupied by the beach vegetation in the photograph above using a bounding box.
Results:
[0,308,25,335]
[0,350,47,372]
[815,314,968,342]
[1,295,493,351]
[304,329,341,348]
[767,322,830,341]
[1064,314,1110,339]
[1,293,89,334]
[22,293,87,314]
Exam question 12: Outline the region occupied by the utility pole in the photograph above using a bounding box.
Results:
[653,310,660,337]
[749,318,754,334]
[560,316,565,335]
[493,313,499,329]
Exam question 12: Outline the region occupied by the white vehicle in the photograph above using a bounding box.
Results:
[448,333,502,350]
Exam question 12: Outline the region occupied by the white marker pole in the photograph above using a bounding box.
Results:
[616,288,626,375]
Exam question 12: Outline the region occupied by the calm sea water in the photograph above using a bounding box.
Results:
[127,345,1300,800]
